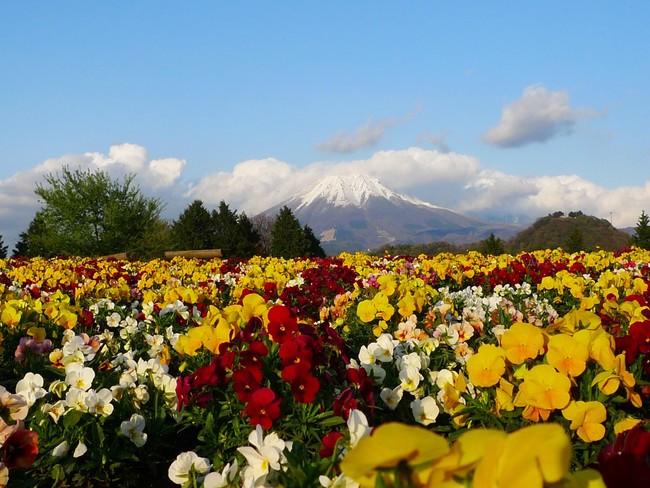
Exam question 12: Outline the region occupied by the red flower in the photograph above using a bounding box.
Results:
[598,424,650,488]
[232,366,263,402]
[175,375,193,411]
[244,387,281,429]
[319,431,344,458]
[279,337,313,369]
[2,427,39,469]
[267,305,298,344]
[281,363,320,404]
[333,387,358,420]
[240,340,269,369]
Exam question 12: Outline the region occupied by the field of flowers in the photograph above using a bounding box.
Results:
[2,248,650,487]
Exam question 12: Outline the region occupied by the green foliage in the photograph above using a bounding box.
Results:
[479,232,506,256]
[270,206,325,258]
[170,199,214,250]
[26,166,164,258]
[631,210,650,249]
[565,227,585,253]
[0,234,7,258]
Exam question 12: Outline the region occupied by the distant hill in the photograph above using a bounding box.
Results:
[506,211,632,252]
[259,174,523,254]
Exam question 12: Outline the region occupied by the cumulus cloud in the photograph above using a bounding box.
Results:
[483,85,600,147]
[186,148,481,213]
[460,170,648,228]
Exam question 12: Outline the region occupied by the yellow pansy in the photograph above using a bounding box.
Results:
[546,333,589,377]
[500,322,545,364]
[562,401,607,442]
[514,364,572,415]
[340,422,449,487]
[466,344,506,388]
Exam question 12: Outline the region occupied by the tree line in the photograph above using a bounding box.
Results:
[0,167,324,260]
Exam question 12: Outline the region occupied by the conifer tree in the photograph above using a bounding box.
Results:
[270,206,309,258]
[234,213,261,259]
[632,210,650,249]
[0,235,7,258]
[480,232,505,256]
[212,201,242,256]
[170,200,214,250]
[303,224,326,257]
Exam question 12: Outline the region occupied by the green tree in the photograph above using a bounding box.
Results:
[32,166,164,257]
[212,201,242,256]
[632,210,650,249]
[0,235,7,258]
[479,232,506,256]
[303,224,326,257]
[170,200,214,250]
[270,206,309,258]
[234,212,261,259]
[565,227,584,253]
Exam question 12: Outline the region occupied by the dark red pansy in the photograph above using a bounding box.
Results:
[319,431,344,458]
[281,363,320,404]
[244,387,281,429]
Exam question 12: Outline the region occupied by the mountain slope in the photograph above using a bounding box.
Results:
[261,174,523,253]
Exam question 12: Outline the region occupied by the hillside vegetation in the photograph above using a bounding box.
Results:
[373,211,633,256]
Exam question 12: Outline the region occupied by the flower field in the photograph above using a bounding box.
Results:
[2,248,650,487]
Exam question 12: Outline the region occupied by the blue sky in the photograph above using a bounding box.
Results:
[1,2,649,249]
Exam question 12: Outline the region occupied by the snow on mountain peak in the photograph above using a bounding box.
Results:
[295,173,440,210]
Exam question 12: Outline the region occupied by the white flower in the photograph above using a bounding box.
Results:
[361,363,386,385]
[84,388,114,416]
[237,425,289,486]
[380,385,403,410]
[52,440,70,458]
[15,372,47,406]
[347,409,371,448]
[106,312,122,328]
[41,400,67,423]
[0,385,29,421]
[65,388,88,412]
[168,451,211,485]
[368,333,396,362]
[399,364,423,392]
[62,335,96,361]
[203,460,238,488]
[65,363,95,391]
[73,441,88,458]
[120,413,147,447]
[319,473,360,487]
[410,396,440,426]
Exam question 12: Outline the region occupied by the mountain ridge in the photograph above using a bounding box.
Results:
[261,174,524,254]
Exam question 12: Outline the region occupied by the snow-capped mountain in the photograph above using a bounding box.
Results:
[261,174,522,253]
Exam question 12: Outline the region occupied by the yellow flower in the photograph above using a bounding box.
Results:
[495,378,515,414]
[466,344,506,388]
[614,417,643,435]
[1,304,22,327]
[340,422,449,487]
[562,401,607,442]
[500,322,545,364]
[514,364,571,418]
[473,423,572,488]
[591,353,642,406]
[546,334,589,377]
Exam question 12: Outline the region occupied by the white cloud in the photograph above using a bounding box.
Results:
[186,148,481,214]
[483,85,600,147]
[315,118,397,153]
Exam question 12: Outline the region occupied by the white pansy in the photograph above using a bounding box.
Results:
[84,388,114,416]
[15,372,47,406]
[168,451,211,485]
[380,385,403,410]
[399,364,423,392]
[64,363,95,391]
[347,409,371,448]
[410,396,440,426]
[203,460,238,488]
[106,312,122,328]
[120,413,148,447]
